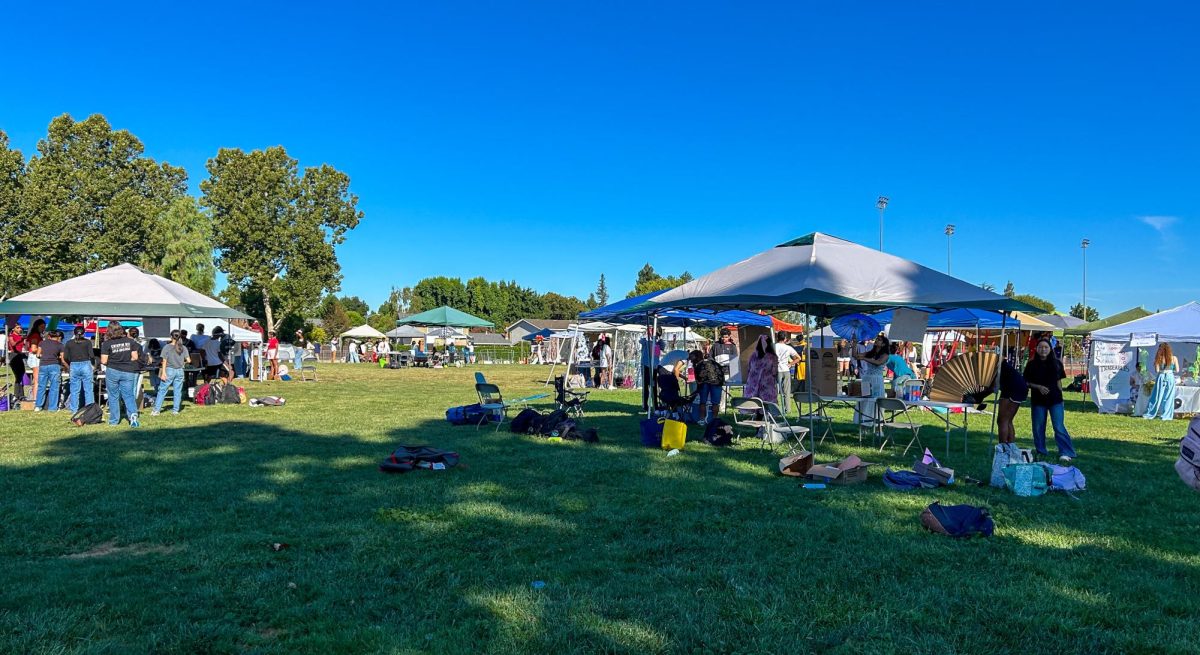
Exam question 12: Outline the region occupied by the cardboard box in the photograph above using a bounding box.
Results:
[848,380,863,396]
[812,348,839,396]
[805,454,874,485]
[778,450,814,477]
[19,401,33,411]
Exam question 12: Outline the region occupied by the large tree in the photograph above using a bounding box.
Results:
[0,131,24,295]
[626,263,693,298]
[5,114,185,294]
[542,292,587,320]
[1013,293,1055,314]
[201,146,362,332]
[596,274,609,307]
[144,196,216,295]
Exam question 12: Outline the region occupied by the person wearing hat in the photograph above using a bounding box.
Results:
[293,329,308,373]
[64,326,96,412]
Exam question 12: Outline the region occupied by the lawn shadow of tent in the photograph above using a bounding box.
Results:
[2,407,1197,653]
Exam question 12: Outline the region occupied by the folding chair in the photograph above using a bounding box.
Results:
[553,375,588,418]
[729,397,768,445]
[474,372,487,385]
[730,397,809,453]
[475,382,508,431]
[875,397,924,456]
[299,353,319,382]
[793,389,834,445]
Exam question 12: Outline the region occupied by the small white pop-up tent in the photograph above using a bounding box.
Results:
[1089,302,1200,414]
[341,325,387,341]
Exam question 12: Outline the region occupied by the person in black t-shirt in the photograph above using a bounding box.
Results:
[64,326,96,412]
[34,330,66,411]
[100,322,143,427]
[1023,338,1076,463]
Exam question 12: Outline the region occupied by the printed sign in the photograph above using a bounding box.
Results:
[1130,332,1157,347]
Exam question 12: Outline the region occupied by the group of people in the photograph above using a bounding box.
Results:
[4,318,291,424]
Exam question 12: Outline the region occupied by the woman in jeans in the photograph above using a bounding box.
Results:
[1023,338,1077,463]
[153,330,189,415]
[99,322,142,427]
[689,349,724,423]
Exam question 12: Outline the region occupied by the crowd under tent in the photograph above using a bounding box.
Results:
[1088,302,1200,415]
[630,232,1036,438]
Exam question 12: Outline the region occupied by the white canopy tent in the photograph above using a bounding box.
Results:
[1089,302,1200,414]
[341,325,387,341]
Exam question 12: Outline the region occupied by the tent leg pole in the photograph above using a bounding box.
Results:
[648,315,659,420]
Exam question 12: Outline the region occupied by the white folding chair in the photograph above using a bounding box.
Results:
[875,397,924,456]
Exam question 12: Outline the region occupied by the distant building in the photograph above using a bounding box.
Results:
[505,319,573,344]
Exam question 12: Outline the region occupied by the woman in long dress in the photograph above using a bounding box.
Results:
[744,334,778,404]
[1143,343,1179,420]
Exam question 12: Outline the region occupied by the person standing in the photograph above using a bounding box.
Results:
[293,329,307,373]
[886,342,916,394]
[64,326,95,412]
[34,330,66,412]
[745,334,779,404]
[1023,338,1077,463]
[640,328,665,410]
[773,332,800,412]
[1143,343,1180,421]
[266,331,280,380]
[100,322,142,427]
[710,329,738,413]
[26,319,45,405]
[690,349,725,423]
[6,325,27,402]
[192,323,209,352]
[600,335,614,389]
[152,330,189,416]
[996,359,1028,446]
[853,334,890,427]
[201,329,223,382]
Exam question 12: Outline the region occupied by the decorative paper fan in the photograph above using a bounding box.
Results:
[928,352,1000,403]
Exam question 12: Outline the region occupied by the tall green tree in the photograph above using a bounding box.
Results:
[542,292,587,320]
[6,114,185,293]
[596,274,609,307]
[322,297,351,338]
[1003,281,1016,298]
[0,130,25,295]
[340,295,370,316]
[144,196,215,295]
[627,263,693,298]
[1069,303,1099,322]
[201,146,362,332]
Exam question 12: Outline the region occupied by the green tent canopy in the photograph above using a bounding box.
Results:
[397,306,493,328]
[1063,307,1154,337]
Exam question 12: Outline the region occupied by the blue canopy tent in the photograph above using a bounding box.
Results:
[581,290,773,327]
[872,308,1007,330]
[521,328,555,341]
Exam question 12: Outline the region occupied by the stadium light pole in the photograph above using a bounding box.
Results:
[1081,238,1090,318]
[876,196,889,250]
[944,224,955,274]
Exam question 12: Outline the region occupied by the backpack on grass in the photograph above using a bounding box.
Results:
[920,502,994,538]
[71,403,103,426]
[380,445,460,473]
[703,418,734,447]
[510,408,541,433]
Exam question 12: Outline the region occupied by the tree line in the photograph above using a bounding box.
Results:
[0,114,361,334]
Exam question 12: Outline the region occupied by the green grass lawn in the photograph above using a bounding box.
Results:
[1,364,1198,654]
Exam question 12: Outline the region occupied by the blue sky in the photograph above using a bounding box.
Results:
[2,2,1197,316]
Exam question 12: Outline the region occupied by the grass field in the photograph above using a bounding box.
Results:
[1,363,1198,654]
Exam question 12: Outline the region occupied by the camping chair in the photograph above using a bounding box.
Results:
[730,397,810,453]
[299,352,319,382]
[553,375,588,418]
[875,397,924,456]
[793,389,834,444]
[656,368,696,421]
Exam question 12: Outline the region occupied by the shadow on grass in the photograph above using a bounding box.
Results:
[1,398,1198,653]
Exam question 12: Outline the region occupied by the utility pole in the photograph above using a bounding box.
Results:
[1081,238,1090,318]
[876,196,889,250]
[944,224,955,274]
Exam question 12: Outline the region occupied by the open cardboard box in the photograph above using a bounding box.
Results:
[778,450,814,477]
[805,454,875,485]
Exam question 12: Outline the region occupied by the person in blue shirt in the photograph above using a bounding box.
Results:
[886,343,915,392]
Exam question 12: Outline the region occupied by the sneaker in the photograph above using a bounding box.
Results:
[151,410,161,416]
[130,414,140,428]
[1059,455,1073,464]
[171,411,180,415]
[34,407,42,412]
